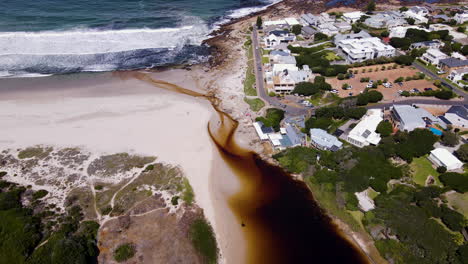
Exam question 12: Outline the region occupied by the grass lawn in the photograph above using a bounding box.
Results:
[367,188,379,199]
[262,56,269,64]
[243,42,257,96]
[445,192,468,218]
[325,51,343,61]
[415,59,439,75]
[243,97,265,112]
[308,92,341,107]
[262,49,269,55]
[409,156,441,186]
[328,119,347,134]
[347,210,365,229]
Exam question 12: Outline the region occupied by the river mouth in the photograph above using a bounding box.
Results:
[129,71,369,264]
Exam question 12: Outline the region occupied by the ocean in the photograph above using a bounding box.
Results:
[0,0,279,77]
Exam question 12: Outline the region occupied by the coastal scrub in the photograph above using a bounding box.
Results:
[190,218,218,264]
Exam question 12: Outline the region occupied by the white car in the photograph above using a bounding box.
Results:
[330,89,339,94]
[437,70,445,75]
[366,84,373,88]
[383,82,392,88]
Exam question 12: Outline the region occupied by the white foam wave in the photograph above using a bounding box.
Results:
[0,71,52,78]
[0,24,210,56]
[214,0,282,27]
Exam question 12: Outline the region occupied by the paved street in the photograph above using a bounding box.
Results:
[368,98,466,110]
[251,27,309,116]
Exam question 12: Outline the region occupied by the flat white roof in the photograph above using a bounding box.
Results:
[355,189,375,212]
[343,11,365,19]
[253,122,269,140]
[284,17,300,25]
[425,48,448,58]
[430,148,463,168]
[338,37,395,54]
[348,109,383,145]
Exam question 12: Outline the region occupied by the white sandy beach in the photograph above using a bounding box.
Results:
[0,72,246,264]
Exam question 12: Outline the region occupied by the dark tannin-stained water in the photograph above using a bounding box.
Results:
[131,72,369,264]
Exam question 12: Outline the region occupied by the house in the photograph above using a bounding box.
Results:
[430,14,451,23]
[355,189,375,212]
[309,128,343,151]
[454,12,468,24]
[438,58,468,72]
[253,121,275,140]
[410,40,443,50]
[429,23,467,40]
[334,31,372,43]
[270,55,296,65]
[364,12,406,29]
[447,68,468,89]
[317,23,339,36]
[272,66,313,93]
[301,26,317,39]
[428,148,463,171]
[263,20,289,27]
[317,12,335,25]
[421,48,449,65]
[389,26,426,38]
[301,13,318,26]
[264,30,296,49]
[334,21,352,33]
[408,6,429,17]
[391,105,446,132]
[444,105,468,128]
[346,109,383,148]
[269,123,304,149]
[403,9,429,24]
[336,37,395,63]
[342,11,365,23]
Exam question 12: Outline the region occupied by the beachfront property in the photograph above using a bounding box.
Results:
[301,26,317,39]
[447,68,468,89]
[409,40,443,50]
[300,13,318,27]
[389,25,427,38]
[443,105,468,128]
[429,23,468,40]
[438,58,468,72]
[264,30,296,49]
[270,66,313,93]
[454,12,468,24]
[355,189,376,212]
[334,21,352,33]
[317,23,339,36]
[253,121,305,149]
[335,33,395,63]
[345,109,383,148]
[428,148,464,171]
[269,54,296,65]
[420,48,448,65]
[263,17,300,27]
[390,105,447,132]
[309,128,343,151]
[342,11,365,24]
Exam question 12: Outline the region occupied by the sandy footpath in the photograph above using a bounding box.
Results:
[0,72,245,263]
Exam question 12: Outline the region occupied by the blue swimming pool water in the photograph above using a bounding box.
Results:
[430,127,443,136]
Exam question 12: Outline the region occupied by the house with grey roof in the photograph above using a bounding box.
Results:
[409,40,443,50]
[444,105,468,128]
[447,67,468,88]
[300,13,318,26]
[438,58,468,72]
[333,31,372,44]
[301,26,317,38]
[391,105,446,132]
[364,12,406,29]
[310,128,343,151]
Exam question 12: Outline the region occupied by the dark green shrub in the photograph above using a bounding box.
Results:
[32,190,49,200]
[113,243,136,262]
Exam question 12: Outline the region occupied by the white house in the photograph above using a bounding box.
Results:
[444,105,468,128]
[342,11,365,23]
[301,13,318,26]
[408,6,429,17]
[253,121,275,140]
[364,12,406,29]
[334,21,352,32]
[454,13,468,24]
[264,30,296,49]
[317,12,335,25]
[317,23,339,36]
[447,68,468,88]
[355,189,375,212]
[428,148,463,171]
[346,109,383,148]
[284,17,301,26]
[403,10,428,24]
[272,66,313,93]
[337,37,395,63]
[421,48,449,65]
[309,128,343,151]
[391,105,446,132]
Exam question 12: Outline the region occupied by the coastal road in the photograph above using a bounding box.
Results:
[368,98,467,110]
[251,27,309,116]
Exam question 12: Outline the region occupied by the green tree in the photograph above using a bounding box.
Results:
[457,26,466,33]
[394,55,414,65]
[439,172,468,193]
[377,121,393,137]
[406,17,415,25]
[292,82,320,96]
[380,31,389,37]
[114,243,135,262]
[435,90,453,100]
[256,16,262,28]
[366,0,376,12]
[255,108,285,132]
[314,32,328,41]
[399,6,408,12]
[456,143,468,162]
[441,131,459,147]
[291,24,302,35]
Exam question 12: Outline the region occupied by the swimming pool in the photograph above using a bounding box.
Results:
[430,127,443,136]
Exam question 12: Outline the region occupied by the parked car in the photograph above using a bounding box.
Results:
[348,92,353,96]
[398,90,403,94]
[411,88,420,93]
[437,70,445,75]
[330,89,339,94]
[383,82,392,88]
[366,84,373,88]
[424,87,433,91]
[397,82,403,86]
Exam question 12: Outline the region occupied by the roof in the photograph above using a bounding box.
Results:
[447,105,468,120]
[253,121,270,140]
[285,124,304,146]
[302,26,317,35]
[411,40,441,48]
[284,17,300,26]
[439,58,468,68]
[343,11,365,19]
[310,128,343,151]
[270,50,290,57]
[392,105,438,131]
[269,30,289,37]
[430,148,463,168]
[334,31,372,43]
[433,14,450,21]
[347,109,383,146]
[276,55,296,64]
[424,48,448,58]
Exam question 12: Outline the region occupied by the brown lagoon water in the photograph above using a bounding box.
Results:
[134,72,369,264]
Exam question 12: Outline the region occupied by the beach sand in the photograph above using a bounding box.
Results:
[0,71,247,263]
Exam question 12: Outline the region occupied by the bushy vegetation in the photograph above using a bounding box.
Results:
[379,129,438,162]
[456,143,468,162]
[0,182,100,264]
[439,172,468,193]
[441,131,459,147]
[190,218,218,264]
[32,189,49,200]
[255,108,285,132]
[292,77,331,96]
[114,243,136,262]
[289,44,349,76]
[376,121,393,137]
[273,147,318,174]
[390,29,451,50]
[356,90,383,105]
